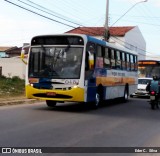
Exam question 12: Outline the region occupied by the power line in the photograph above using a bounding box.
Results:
[110,14,160,27]
[112,18,160,27]
[44,0,98,24]
[110,1,147,27]
[4,0,159,58]
[4,0,98,36]
[4,0,76,28]
[111,13,160,19]
[19,0,84,27]
[110,36,160,57]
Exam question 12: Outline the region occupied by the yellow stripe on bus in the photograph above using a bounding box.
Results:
[96,77,136,86]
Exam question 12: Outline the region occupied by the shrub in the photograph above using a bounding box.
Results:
[12,76,22,82]
[0,75,7,79]
[0,76,25,97]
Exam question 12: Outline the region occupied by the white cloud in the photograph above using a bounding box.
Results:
[151,0,160,7]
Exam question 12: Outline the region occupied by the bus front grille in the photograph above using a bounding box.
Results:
[33,93,72,99]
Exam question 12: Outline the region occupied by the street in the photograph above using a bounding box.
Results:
[0,97,160,156]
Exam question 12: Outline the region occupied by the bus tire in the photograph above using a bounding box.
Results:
[123,86,128,102]
[94,93,100,109]
[46,100,57,107]
[94,85,103,109]
[130,94,133,98]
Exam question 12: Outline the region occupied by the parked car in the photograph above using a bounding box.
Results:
[130,78,153,97]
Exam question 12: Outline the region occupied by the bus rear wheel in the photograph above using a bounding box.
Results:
[122,86,128,102]
[46,100,57,107]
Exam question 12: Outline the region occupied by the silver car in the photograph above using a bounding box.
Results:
[131,78,153,97]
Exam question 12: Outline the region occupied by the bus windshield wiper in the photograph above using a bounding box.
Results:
[65,44,70,52]
[53,45,70,67]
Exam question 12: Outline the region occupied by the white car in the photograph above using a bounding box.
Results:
[131,78,153,97]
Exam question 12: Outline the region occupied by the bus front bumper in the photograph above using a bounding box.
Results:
[25,85,85,102]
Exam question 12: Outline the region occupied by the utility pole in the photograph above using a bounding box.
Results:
[104,0,109,41]
[104,0,147,41]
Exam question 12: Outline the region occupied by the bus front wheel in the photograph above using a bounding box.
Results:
[46,100,57,107]
[94,85,103,109]
[94,93,100,108]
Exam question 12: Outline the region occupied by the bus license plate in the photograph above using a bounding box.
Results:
[150,96,155,100]
[47,92,56,96]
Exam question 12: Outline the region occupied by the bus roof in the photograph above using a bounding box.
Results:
[31,33,138,55]
[86,35,137,55]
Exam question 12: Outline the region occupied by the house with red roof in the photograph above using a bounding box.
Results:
[66,26,146,60]
[0,44,29,79]
[0,47,11,58]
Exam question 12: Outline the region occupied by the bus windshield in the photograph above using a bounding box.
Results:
[138,66,160,78]
[29,46,83,79]
[138,60,160,78]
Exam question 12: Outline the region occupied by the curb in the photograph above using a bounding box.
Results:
[0,99,40,106]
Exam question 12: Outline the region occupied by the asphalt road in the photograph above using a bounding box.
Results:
[0,97,160,156]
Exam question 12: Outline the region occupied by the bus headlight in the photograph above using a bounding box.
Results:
[72,85,78,89]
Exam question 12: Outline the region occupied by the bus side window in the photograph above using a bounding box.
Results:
[104,48,110,68]
[134,55,138,71]
[116,50,121,69]
[96,45,104,68]
[122,52,126,70]
[130,55,134,71]
[111,49,116,69]
[126,53,131,71]
[97,45,102,57]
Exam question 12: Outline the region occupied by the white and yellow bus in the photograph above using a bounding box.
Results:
[21,34,138,108]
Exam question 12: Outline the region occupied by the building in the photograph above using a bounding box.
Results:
[5,46,22,58]
[66,26,146,60]
[2,44,30,58]
[0,57,26,79]
[0,47,11,58]
[0,44,29,79]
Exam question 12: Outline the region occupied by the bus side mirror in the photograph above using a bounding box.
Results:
[88,52,94,70]
[21,49,27,65]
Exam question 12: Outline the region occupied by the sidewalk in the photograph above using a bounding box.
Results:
[0,96,40,106]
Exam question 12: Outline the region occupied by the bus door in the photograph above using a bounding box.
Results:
[85,43,97,102]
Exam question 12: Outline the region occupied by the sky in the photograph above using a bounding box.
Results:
[1,0,160,59]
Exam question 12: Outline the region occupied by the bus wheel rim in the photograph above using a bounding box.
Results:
[95,93,100,106]
[125,90,128,100]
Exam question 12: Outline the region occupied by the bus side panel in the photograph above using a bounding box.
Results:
[129,84,137,96]
[96,75,137,99]
[104,84,137,100]
[105,86,125,99]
